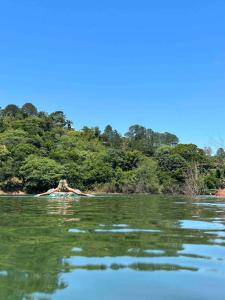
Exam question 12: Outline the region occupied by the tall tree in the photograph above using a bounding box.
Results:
[21,103,38,116]
[216,148,225,159]
[50,111,67,127]
[125,125,146,140]
[3,104,20,117]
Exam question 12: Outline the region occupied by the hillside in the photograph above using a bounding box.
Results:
[0,103,223,194]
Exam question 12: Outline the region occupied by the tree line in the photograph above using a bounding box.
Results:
[0,103,224,194]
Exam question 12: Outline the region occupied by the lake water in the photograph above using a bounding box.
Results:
[0,195,225,300]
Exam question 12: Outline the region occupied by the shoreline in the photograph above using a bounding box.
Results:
[0,190,26,196]
[0,190,122,196]
[0,190,219,197]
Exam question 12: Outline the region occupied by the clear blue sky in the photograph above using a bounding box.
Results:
[0,0,225,149]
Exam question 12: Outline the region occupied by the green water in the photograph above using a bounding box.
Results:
[0,195,225,300]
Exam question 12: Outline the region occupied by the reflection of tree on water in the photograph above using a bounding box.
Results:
[0,195,223,298]
[0,197,78,299]
[63,195,223,265]
[64,195,186,258]
[0,270,67,300]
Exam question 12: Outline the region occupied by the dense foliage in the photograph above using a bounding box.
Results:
[0,103,223,194]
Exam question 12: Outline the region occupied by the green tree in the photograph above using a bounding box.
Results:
[121,158,160,193]
[2,104,20,117]
[157,153,188,182]
[216,148,225,165]
[155,145,173,157]
[105,149,142,171]
[20,156,65,192]
[125,125,146,140]
[161,132,179,146]
[50,111,67,127]
[21,103,38,116]
[172,144,206,163]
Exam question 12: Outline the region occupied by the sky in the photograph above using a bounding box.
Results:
[0,0,225,149]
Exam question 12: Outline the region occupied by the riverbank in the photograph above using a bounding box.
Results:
[0,189,217,197]
[0,190,26,196]
[0,189,115,196]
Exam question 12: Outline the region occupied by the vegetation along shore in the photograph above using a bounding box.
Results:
[0,103,224,195]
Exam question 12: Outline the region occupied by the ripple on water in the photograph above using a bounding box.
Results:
[1,195,225,299]
[193,202,225,208]
[95,229,160,233]
[72,247,82,252]
[0,271,8,277]
[68,229,86,233]
[206,231,225,238]
[143,249,165,255]
[68,228,160,233]
[127,248,164,255]
[63,254,225,272]
[98,224,129,227]
[180,220,225,230]
[209,239,225,244]
[178,244,225,260]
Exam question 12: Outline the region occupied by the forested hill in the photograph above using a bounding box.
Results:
[0,103,224,194]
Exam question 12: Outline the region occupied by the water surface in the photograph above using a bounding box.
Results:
[0,195,225,300]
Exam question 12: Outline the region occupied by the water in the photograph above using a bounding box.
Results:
[0,195,225,300]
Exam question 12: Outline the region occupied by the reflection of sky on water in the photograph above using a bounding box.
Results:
[178,244,225,259]
[72,247,82,253]
[207,231,225,238]
[127,248,165,255]
[68,229,86,233]
[95,229,160,233]
[209,239,225,244]
[63,254,225,273]
[0,271,8,277]
[193,202,225,208]
[35,269,225,300]
[180,220,225,230]
[99,223,129,227]
[143,249,165,255]
[68,228,160,233]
